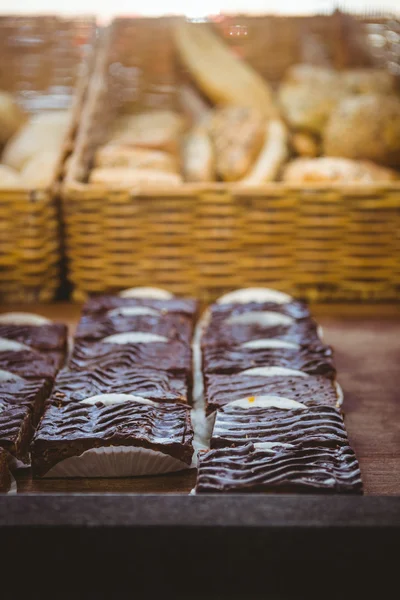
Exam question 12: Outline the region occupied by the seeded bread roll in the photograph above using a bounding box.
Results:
[208,106,265,181]
[324,94,400,167]
[94,145,179,172]
[282,157,398,183]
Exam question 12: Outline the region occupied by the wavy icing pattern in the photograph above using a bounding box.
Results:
[196,442,362,494]
[212,405,348,448]
[32,400,194,476]
[53,367,188,404]
[0,323,67,350]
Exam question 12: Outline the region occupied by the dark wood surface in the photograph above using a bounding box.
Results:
[3,302,400,496]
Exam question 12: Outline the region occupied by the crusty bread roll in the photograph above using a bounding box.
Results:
[279,81,343,135]
[324,94,400,167]
[89,167,182,187]
[0,91,26,146]
[94,145,179,172]
[110,110,185,155]
[2,111,69,170]
[0,164,22,187]
[208,106,265,181]
[282,157,397,183]
[284,64,338,86]
[20,150,59,188]
[182,126,215,182]
[239,120,288,185]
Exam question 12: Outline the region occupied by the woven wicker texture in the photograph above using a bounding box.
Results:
[64,14,400,302]
[0,15,96,303]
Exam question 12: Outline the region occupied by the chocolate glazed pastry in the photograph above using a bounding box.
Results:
[0,323,67,351]
[0,448,12,492]
[52,367,189,405]
[75,313,194,344]
[202,344,335,378]
[0,350,61,379]
[207,300,311,322]
[0,403,33,464]
[204,373,340,413]
[68,339,193,377]
[0,378,52,425]
[211,405,348,448]
[32,400,194,477]
[82,296,199,319]
[201,317,321,348]
[196,442,363,494]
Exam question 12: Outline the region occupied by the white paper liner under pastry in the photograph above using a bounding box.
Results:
[8,474,17,494]
[42,445,194,478]
[9,455,30,470]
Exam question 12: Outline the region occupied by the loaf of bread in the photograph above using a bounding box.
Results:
[0,91,26,146]
[282,157,398,183]
[20,150,59,188]
[208,106,265,181]
[182,126,215,182]
[94,145,179,172]
[109,111,185,155]
[0,164,22,187]
[89,167,183,187]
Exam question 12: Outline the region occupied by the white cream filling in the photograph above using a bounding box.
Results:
[119,287,173,299]
[0,312,51,325]
[217,288,293,305]
[0,338,32,352]
[107,306,161,318]
[80,393,156,407]
[227,395,307,410]
[240,366,309,378]
[241,339,299,350]
[253,441,295,451]
[42,445,191,478]
[0,369,23,382]
[225,311,294,328]
[101,332,168,344]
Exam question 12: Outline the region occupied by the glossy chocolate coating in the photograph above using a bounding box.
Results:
[0,350,62,379]
[205,373,339,413]
[32,400,194,477]
[75,313,193,343]
[69,340,192,376]
[208,300,311,322]
[202,344,335,378]
[82,296,198,318]
[211,405,348,448]
[202,317,320,348]
[0,378,52,424]
[195,442,363,494]
[0,323,67,351]
[52,367,189,405]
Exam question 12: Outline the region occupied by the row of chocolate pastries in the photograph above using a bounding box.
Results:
[30,288,199,478]
[0,312,68,492]
[194,288,363,494]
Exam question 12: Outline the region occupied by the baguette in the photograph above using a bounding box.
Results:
[239,120,288,185]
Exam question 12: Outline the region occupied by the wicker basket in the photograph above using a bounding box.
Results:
[0,15,96,304]
[64,14,400,303]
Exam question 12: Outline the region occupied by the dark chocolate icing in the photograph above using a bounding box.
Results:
[205,373,339,413]
[211,405,348,448]
[32,400,194,476]
[208,300,311,321]
[0,378,52,424]
[202,317,320,348]
[52,367,189,405]
[0,323,67,351]
[75,313,193,343]
[69,339,192,376]
[82,296,198,318]
[0,350,61,379]
[0,403,32,463]
[195,442,363,494]
[202,344,335,378]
